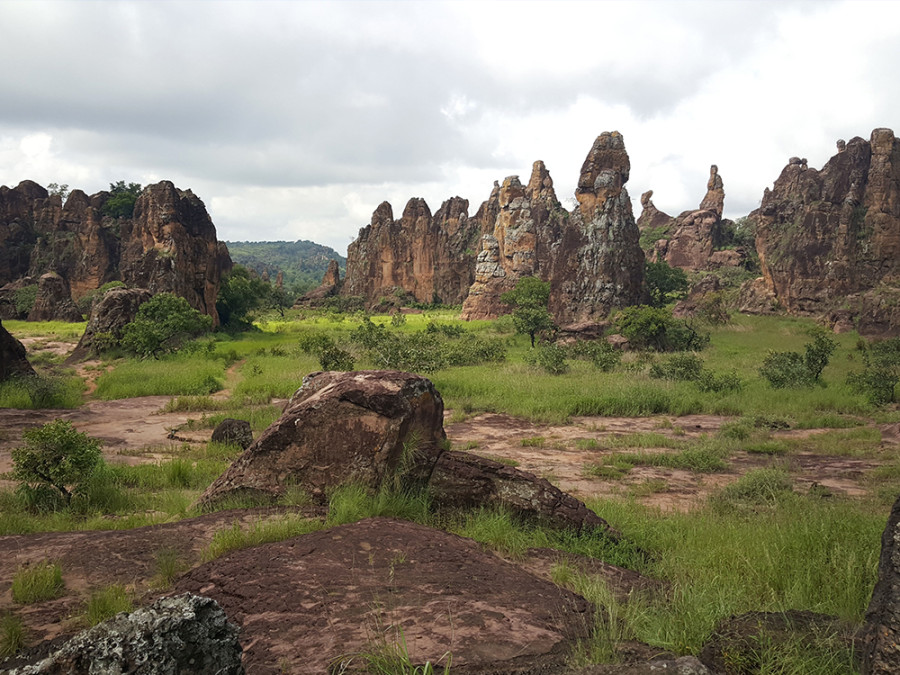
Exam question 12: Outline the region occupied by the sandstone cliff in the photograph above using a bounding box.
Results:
[750,129,900,335]
[461,132,646,321]
[342,196,482,306]
[0,180,230,324]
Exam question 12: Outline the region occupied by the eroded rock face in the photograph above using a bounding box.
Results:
[9,594,243,675]
[0,318,35,381]
[27,272,83,323]
[210,418,254,450]
[860,494,900,674]
[67,287,152,362]
[752,129,900,333]
[174,518,592,674]
[197,370,447,507]
[302,259,342,301]
[342,196,482,306]
[0,180,229,325]
[462,134,646,322]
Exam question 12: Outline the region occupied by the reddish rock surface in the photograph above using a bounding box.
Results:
[302,259,342,301]
[174,518,593,675]
[0,180,229,325]
[197,371,447,508]
[342,196,481,307]
[860,494,900,674]
[27,272,83,323]
[0,318,35,381]
[67,287,152,362]
[462,133,646,322]
[751,128,900,334]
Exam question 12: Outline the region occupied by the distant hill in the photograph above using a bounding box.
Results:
[224,240,346,293]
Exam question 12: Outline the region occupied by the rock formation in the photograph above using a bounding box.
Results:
[210,418,254,450]
[67,287,153,362]
[461,132,646,322]
[8,594,244,675]
[27,272,84,322]
[635,190,673,232]
[860,494,900,674]
[699,164,725,216]
[342,196,482,306]
[0,318,35,381]
[301,259,342,302]
[0,180,230,325]
[750,128,900,334]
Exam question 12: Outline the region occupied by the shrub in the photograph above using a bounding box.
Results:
[760,329,836,389]
[649,353,705,381]
[500,277,554,347]
[696,369,743,394]
[12,420,102,507]
[13,284,38,316]
[11,561,64,604]
[0,612,26,657]
[614,305,709,352]
[121,292,213,358]
[848,337,900,405]
[645,260,688,307]
[712,468,794,511]
[526,343,569,375]
[101,181,142,219]
[568,340,622,372]
[319,344,355,371]
[85,584,132,626]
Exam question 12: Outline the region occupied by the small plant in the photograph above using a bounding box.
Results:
[12,420,102,507]
[152,549,186,589]
[333,626,451,674]
[0,612,26,657]
[649,353,705,381]
[120,292,213,358]
[11,561,64,604]
[614,305,709,352]
[712,468,794,511]
[848,337,900,405]
[500,276,554,347]
[525,342,569,374]
[85,584,133,626]
[760,328,837,389]
[520,436,546,447]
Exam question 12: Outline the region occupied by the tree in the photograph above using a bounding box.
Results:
[101,181,142,219]
[47,182,70,201]
[614,305,709,352]
[216,265,270,327]
[120,292,213,358]
[12,420,101,507]
[500,277,554,347]
[645,261,688,308]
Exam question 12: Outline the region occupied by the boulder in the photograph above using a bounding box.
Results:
[0,318,35,381]
[860,494,900,674]
[174,518,592,674]
[9,594,243,675]
[67,287,152,362]
[210,418,253,450]
[197,370,447,508]
[27,272,83,322]
[429,450,620,536]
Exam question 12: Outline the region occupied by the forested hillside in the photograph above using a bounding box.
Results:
[224,240,346,292]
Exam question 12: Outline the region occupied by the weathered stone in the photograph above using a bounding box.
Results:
[0,277,36,320]
[0,318,35,381]
[197,370,447,508]
[573,656,713,674]
[698,164,725,217]
[27,272,83,322]
[0,181,56,287]
[67,287,152,362]
[737,276,779,315]
[429,450,620,536]
[673,275,722,319]
[635,190,673,233]
[302,259,342,301]
[658,208,724,271]
[9,593,243,675]
[556,321,611,342]
[175,518,592,674]
[751,129,900,334]
[210,418,253,450]
[860,495,900,674]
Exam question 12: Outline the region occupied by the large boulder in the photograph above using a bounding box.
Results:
[27,272,83,322]
[860,494,900,674]
[175,518,592,674]
[197,370,447,508]
[67,287,152,362]
[0,318,35,381]
[9,594,243,674]
[210,418,253,450]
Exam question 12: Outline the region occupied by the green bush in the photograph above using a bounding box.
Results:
[760,330,836,389]
[121,293,213,358]
[568,340,622,372]
[11,561,64,604]
[319,344,355,371]
[848,337,900,405]
[650,353,705,381]
[712,468,794,511]
[500,277,554,347]
[14,285,38,316]
[101,181,142,219]
[614,306,709,352]
[526,343,569,375]
[12,420,102,507]
[645,260,688,307]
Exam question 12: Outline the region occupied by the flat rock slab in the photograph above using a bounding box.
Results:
[175,517,593,674]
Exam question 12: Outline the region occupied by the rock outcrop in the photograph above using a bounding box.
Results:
[27,272,83,322]
[175,518,592,674]
[67,287,153,362]
[210,418,254,450]
[9,594,244,675]
[0,180,230,325]
[860,494,900,674]
[751,129,900,334]
[0,318,35,381]
[342,196,482,306]
[302,259,342,301]
[461,133,646,322]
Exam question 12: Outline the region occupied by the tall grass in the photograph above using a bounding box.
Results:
[11,562,64,603]
[94,357,225,399]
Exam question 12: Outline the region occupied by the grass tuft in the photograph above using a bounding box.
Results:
[11,561,64,604]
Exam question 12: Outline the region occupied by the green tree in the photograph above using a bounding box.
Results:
[120,293,213,358]
[848,337,900,404]
[645,261,688,308]
[614,305,709,352]
[101,181,142,219]
[500,277,554,347]
[216,265,270,327]
[12,420,101,506]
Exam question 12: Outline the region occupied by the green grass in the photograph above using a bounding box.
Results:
[0,612,26,657]
[11,561,64,604]
[94,356,225,399]
[201,513,325,562]
[84,584,133,625]
[151,548,187,589]
[0,374,84,409]
[4,319,86,340]
[785,427,883,457]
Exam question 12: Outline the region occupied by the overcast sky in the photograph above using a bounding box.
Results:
[1,0,898,254]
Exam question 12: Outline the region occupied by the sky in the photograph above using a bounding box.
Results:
[1,0,899,255]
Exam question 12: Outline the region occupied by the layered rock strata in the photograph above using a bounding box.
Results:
[0,180,229,325]
[750,128,900,334]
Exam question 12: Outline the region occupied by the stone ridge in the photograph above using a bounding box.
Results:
[0,180,230,325]
[750,128,900,333]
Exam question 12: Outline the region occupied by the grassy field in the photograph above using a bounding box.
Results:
[1,308,897,671]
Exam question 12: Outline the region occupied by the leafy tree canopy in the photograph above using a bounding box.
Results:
[500,277,554,347]
[121,292,213,358]
[645,261,688,308]
[101,181,142,219]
